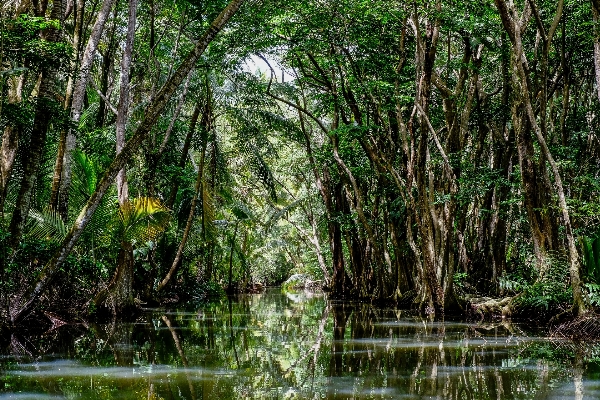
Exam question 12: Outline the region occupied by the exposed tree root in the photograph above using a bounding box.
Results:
[548,306,576,327]
[466,296,515,321]
[551,312,600,342]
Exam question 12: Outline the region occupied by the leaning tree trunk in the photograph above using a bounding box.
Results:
[10,0,247,325]
[50,0,117,218]
[8,0,66,250]
[156,143,206,293]
[49,0,84,216]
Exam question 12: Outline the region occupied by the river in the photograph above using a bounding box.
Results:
[1,289,599,399]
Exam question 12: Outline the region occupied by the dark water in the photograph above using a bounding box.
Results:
[1,289,600,399]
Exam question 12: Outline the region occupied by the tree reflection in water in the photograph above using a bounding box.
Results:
[1,289,599,399]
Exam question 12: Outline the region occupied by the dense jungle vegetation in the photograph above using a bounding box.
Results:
[1,0,600,326]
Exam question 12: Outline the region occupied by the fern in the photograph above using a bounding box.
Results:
[586,283,600,307]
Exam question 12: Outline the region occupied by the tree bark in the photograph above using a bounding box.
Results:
[0,4,27,215]
[98,0,138,315]
[412,3,445,318]
[592,0,600,102]
[116,0,137,206]
[96,4,119,128]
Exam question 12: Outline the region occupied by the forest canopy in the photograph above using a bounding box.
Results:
[1,0,600,324]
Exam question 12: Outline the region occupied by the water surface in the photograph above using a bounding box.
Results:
[1,289,599,399]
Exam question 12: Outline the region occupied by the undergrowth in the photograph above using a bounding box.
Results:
[501,255,573,320]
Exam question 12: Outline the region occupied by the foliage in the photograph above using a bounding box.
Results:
[1,15,71,70]
[582,235,600,284]
[185,281,226,305]
[25,207,67,243]
[118,197,171,245]
[2,0,600,322]
[512,259,573,316]
[586,283,600,308]
[453,272,468,289]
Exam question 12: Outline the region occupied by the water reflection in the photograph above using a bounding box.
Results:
[1,289,599,399]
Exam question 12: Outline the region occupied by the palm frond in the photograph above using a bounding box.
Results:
[80,188,118,251]
[231,202,253,221]
[68,150,98,216]
[26,207,68,243]
[250,109,304,143]
[208,139,231,188]
[78,102,99,131]
[183,221,204,257]
[1,179,20,225]
[120,197,171,244]
[240,139,278,202]
[266,197,305,231]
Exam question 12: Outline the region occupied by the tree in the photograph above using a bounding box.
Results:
[8,0,68,249]
[10,0,247,324]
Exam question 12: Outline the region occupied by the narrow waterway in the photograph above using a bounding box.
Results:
[1,289,599,399]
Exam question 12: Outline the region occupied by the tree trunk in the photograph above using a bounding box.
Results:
[98,0,138,316]
[328,179,350,298]
[227,221,239,294]
[94,241,136,316]
[166,101,201,209]
[592,0,600,102]
[96,4,119,128]
[116,0,137,206]
[156,145,206,293]
[10,0,246,324]
[8,0,66,249]
[412,4,445,318]
[49,0,84,216]
[0,5,27,215]
[495,0,587,316]
[0,126,18,215]
[51,0,117,218]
